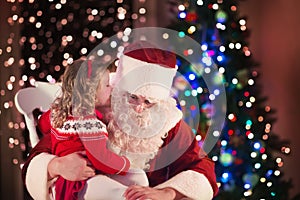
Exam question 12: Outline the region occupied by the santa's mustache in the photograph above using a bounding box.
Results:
[128,108,152,128]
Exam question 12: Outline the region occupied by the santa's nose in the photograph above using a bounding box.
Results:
[134,104,145,113]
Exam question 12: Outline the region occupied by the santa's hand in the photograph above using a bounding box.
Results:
[48,151,95,181]
[123,185,176,200]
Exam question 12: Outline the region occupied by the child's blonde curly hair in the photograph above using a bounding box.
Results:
[51,58,106,128]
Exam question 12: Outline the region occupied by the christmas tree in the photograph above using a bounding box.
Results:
[2,0,296,199]
[171,0,296,199]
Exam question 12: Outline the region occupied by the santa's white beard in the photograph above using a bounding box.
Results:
[111,90,168,139]
[128,107,152,129]
[107,89,183,170]
[107,119,164,170]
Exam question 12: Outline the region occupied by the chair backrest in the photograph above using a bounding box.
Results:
[14,81,61,147]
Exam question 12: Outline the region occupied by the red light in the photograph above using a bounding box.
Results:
[190,105,196,111]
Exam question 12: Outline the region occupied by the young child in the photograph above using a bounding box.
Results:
[46,58,131,200]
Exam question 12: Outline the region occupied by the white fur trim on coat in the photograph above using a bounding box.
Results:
[154,170,214,200]
[26,153,57,200]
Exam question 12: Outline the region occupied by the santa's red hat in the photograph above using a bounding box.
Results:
[111,41,177,99]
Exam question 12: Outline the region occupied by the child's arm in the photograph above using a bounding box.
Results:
[77,117,130,175]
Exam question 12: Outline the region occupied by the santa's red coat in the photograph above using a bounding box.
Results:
[22,110,219,198]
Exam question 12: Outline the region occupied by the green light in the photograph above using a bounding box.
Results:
[271,192,276,196]
[184,90,191,96]
[236,83,243,89]
[178,31,185,38]
[213,73,225,85]
[246,120,252,126]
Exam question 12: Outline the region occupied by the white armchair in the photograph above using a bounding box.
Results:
[14,81,61,147]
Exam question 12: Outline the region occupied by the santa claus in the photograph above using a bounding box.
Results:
[106,42,183,171]
[22,41,219,200]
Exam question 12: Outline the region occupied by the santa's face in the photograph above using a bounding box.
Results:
[111,89,166,138]
[127,93,157,113]
[126,93,158,129]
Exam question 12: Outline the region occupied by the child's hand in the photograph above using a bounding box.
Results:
[48,151,95,181]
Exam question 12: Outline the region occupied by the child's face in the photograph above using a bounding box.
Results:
[95,70,112,108]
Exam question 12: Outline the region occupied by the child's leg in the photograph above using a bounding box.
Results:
[109,168,149,187]
[78,174,127,200]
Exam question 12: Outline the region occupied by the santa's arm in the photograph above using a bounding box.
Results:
[22,133,55,199]
[154,120,218,200]
[154,170,213,200]
[26,153,56,200]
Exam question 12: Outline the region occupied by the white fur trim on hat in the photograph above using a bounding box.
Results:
[112,55,177,99]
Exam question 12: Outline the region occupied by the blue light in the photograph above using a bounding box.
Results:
[201,44,208,51]
[266,170,273,177]
[188,73,196,80]
[244,183,251,189]
[176,59,181,66]
[221,140,227,146]
[217,55,223,62]
[179,12,186,19]
[221,172,231,183]
[253,142,261,150]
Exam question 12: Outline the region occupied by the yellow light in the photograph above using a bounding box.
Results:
[274,170,280,176]
[188,26,196,34]
[6,46,12,53]
[178,5,185,11]
[261,154,267,160]
[9,137,14,144]
[240,25,247,31]
[55,3,62,9]
[29,16,36,23]
[260,177,266,183]
[12,159,19,165]
[8,121,14,128]
[7,82,13,90]
[249,96,255,102]
[212,4,219,10]
[12,14,18,21]
[250,152,257,158]
[275,157,282,163]
[139,8,146,14]
[262,134,268,140]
